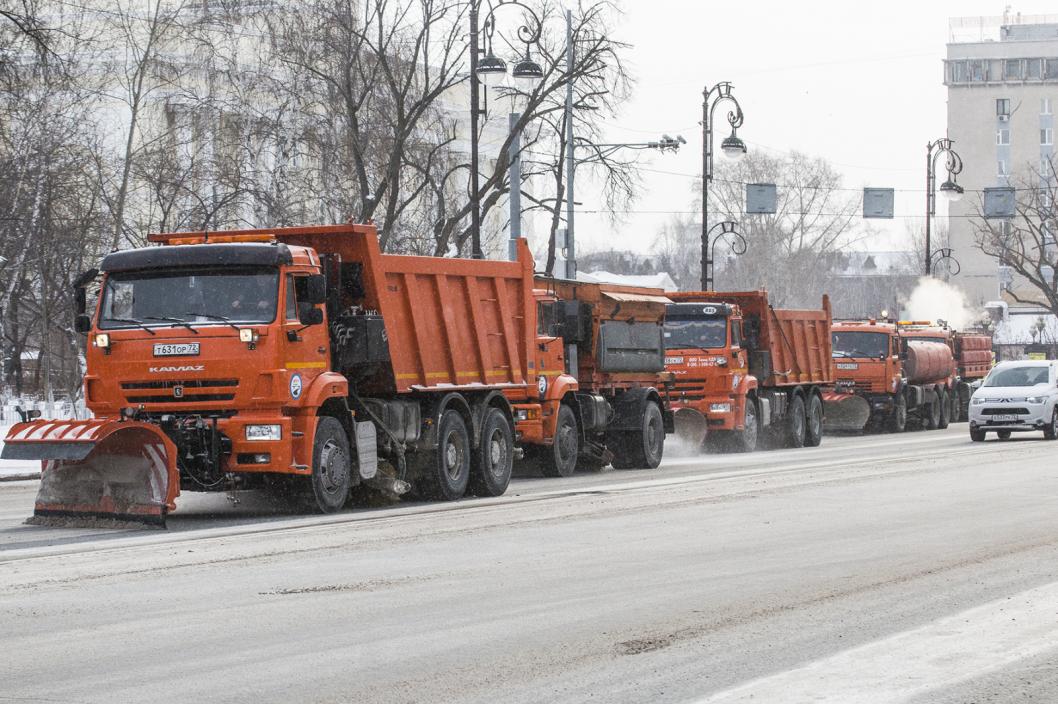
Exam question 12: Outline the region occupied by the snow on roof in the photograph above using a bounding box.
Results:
[993,312,1058,345]
[576,270,677,292]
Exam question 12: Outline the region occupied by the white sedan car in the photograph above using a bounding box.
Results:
[968,360,1058,441]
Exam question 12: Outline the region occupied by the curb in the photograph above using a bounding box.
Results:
[0,473,41,482]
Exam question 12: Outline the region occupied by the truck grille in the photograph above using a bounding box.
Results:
[121,379,238,404]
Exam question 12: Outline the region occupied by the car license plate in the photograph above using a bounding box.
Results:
[153,342,200,357]
[992,414,1018,422]
[836,362,859,370]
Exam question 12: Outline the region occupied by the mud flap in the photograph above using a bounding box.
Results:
[2,420,179,526]
[673,407,708,447]
[821,392,871,432]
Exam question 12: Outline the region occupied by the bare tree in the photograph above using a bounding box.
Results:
[974,160,1058,315]
[709,150,866,306]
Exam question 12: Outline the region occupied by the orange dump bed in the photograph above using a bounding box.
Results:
[955,332,993,379]
[670,290,833,387]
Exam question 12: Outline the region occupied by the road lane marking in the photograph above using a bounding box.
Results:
[694,580,1058,704]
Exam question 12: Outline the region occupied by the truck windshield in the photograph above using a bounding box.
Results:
[832,331,888,358]
[98,268,279,329]
[664,319,727,349]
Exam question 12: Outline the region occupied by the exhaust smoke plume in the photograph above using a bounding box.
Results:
[904,277,977,329]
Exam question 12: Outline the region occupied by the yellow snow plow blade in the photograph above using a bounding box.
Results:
[2,419,179,527]
[822,392,871,432]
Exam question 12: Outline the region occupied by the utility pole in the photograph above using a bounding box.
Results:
[508,112,522,261]
[564,9,575,279]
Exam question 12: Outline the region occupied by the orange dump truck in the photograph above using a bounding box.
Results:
[664,290,833,451]
[2,224,542,525]
[825,320,957,432]
[898,323,993,421]
[518,277,674,475]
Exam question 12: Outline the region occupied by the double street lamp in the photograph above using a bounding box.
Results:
[925,137,965,276]
[701,81,747,290]
[469,0,544,259]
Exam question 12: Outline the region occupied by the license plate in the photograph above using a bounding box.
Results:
[153,342,200,357]
[992,414,1018,422]
[836,362,859,370]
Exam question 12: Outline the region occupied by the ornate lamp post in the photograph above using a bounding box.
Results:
[468,1,544,259]
[707,221,747,289]
[928,247,962,278]
[925,138,965,276]
[701,81,746,290]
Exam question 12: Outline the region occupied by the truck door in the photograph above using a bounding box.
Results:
[282,273,330,405]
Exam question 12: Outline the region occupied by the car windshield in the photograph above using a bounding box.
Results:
[832,331,888,358]
[664,319,727,349]
[98,267,279,329]
[983,365,1052,387]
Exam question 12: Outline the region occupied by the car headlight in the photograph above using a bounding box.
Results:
[709,403,732,413]
[245,424,281,441]
[971,396,987,405]
[1026,396,1046,404]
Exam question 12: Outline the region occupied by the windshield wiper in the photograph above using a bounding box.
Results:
[144,316,199,334]
[833,350,852,358]
[104,317,156,335]
[183,311,242,332]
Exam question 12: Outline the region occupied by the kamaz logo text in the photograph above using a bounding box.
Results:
[149,365,205,373]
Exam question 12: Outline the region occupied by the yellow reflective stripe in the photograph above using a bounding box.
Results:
[285,362,327,369]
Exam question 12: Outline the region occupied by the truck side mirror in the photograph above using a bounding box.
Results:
[74,315,92,334]
[298,303,324,327]
[305,274,327,305]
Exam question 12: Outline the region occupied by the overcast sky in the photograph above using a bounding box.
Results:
[570,0,1058,257]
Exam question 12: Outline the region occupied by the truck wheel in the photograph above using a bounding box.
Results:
[611,401,665,469]
[729,399,759,453]
[784,394,806,448]
[468,408,513,497]
[305,417,352,513]
[538,404,578,477]
[937,388,951,429]
[804,394,823,447]
[417,410,471,500]
[951,389,961,424]
[970,427,986,442]
[887,392,907,433]
[1045,409,1058,440]
[924,392,941,430]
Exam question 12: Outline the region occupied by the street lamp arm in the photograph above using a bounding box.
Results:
[709,221,748,258]
[481,0,544,57]
[929,247,961,276]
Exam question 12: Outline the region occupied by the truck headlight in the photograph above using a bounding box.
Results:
[245,424,281,441]
[709,403,732,413]
[239,328,258,343]
[94,333,110,348]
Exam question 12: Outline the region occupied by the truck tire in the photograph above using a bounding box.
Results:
[468,408,513,497]
[729,399,759,453]
[784,394,806,448]
[1045,409,1058,440]
[937,388,951,429]
[304,416,353,513]
[805,393,823,447]
[538,404,578,477]
[887,392,907,433]
[416,410,471,500]
[924,392,941,430]
[611,400,665,469]
[950,388,961,424]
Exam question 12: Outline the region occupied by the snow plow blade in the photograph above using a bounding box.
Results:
[822,392,871,432]
[1,419,179,527]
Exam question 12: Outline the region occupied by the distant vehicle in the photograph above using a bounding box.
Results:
[968,360,1058,441]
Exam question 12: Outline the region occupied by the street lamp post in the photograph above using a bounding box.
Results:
[469,0,544,259]
[925,137,964,276]
[701,82,746,290]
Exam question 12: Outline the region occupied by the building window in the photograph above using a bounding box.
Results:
[998,160,1007,176]
[997,129,1011,145]
[997,98,1011,117]
[1047,59,1058,80]
[1004,59,1022,80]
[1028,59,1044,80]
[949,61,967,83]
[1044,98,1054,115]
[971,60,986,82]
[1043,158,1053,175]
[1043,128,1054,146]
